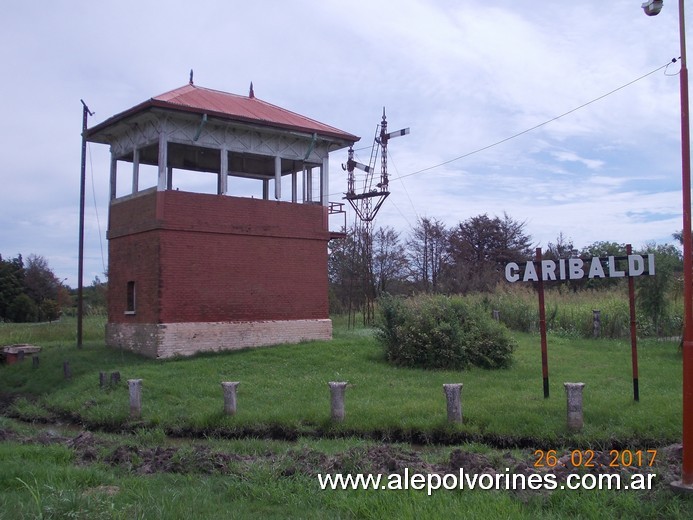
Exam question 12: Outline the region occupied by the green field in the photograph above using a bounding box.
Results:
[1,316,692,519]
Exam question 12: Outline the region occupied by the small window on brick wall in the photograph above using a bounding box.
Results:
[126,281,136,314]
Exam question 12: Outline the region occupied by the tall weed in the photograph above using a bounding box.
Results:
[467,284,682,339]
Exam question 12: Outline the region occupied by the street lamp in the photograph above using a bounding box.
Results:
[643,0,693,492]
[642,0,664,16]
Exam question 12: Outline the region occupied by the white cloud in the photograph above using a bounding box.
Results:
[0,0,688,286]
[551,150,605,170]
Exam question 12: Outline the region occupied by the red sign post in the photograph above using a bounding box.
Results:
[626,244,640,402]
[535,247,550,399]
[508,248,653,400]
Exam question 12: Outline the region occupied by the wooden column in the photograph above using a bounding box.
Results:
[109,154,117,200]
[274,155,282,200]
[306,167,313,202]
[301,168,305,202]
[219,149,228,195]
[321,157,329,206]
[157,126,168,191]
[132,148,140,194]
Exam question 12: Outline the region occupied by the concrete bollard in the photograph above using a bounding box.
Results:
[592,310,601,338]
[63,361,72,379]
[32,356,39,369]
[110,371,121,386]
[329,382,348,422]
[99,371,107,388]
[128,379,143,418]
[221,382,240,415]
[443,383,464,423]
[564,382,585,431]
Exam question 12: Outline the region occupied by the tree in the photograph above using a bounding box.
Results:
[23,254,63,321]
[673,229,687,246]
[83,275,107,314]
[329,225,411,322]
[543,233,583,291]
[40,299,61,322]
[372,226,408,295]
[579,241,628,290]
[0,254,24,321]
[8,293,38,323]
[497,212,534,265]
[24,254,60,306]
[406,217,449,293]
[445,213,533,293]
[544,232,575,260]
[328,226,363,315]
[0,253,65,322]
[636,242,682,335]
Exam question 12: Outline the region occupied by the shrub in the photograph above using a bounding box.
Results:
[8,293,38,323]
[375,294,516,370]
[40,299,61,322]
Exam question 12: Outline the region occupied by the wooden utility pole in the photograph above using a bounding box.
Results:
[78,100,93,348]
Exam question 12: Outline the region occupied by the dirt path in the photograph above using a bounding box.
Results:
[0,418,683,496]
[1,391,683,495]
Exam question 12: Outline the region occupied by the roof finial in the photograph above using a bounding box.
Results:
[189,69,194,85]
[249,81,255,98]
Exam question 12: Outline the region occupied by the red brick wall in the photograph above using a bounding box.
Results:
[108,191,161,324]
[107,190,330,324]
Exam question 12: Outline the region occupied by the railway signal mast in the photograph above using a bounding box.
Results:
[344,108,409,222]
[342,108,409,324]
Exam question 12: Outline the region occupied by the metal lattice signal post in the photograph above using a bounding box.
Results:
[343,109,409,324]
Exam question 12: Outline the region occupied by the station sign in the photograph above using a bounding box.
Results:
[505,254,655,283]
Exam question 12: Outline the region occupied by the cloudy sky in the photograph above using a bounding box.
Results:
[0,0,687,287]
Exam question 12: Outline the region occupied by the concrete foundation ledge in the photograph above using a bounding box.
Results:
[106,319,332,359]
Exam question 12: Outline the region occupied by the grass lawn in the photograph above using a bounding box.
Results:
[0,317,683,445]
[1,316,692,518]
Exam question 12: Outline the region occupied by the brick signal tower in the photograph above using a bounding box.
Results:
[86,79,357,358]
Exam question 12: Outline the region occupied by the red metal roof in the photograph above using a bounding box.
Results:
[86,83,359,144]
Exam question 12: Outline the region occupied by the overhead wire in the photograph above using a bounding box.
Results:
[390,59,676,182]
[328,58,676,201]
[386,149,417,227]
[87,143,107,276]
